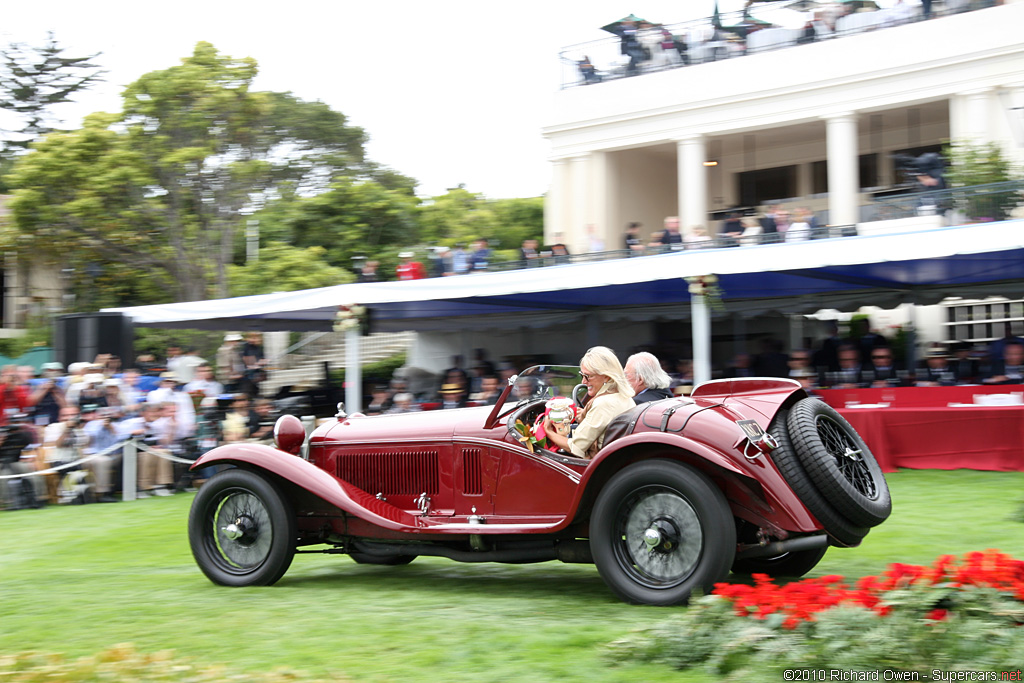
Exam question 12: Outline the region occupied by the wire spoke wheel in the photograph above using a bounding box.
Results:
[788,398,891,528]
[615,487,703,588]
[591,459,734,605]
[765,408,869,547]
[188,469,296,586]
[210,489,273,571]
[816,415,877,500]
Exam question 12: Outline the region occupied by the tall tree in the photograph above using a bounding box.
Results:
[4,43,395,304]
[0,32,103,153]
[268,177,420,269]
[228,242,354,296]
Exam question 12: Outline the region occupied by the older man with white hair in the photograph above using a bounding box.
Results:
[624,352,673,404]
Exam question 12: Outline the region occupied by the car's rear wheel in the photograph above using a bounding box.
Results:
[188,469,296,586]
[590,459,734,606]
[731,545,828,578]
[787,399,891,528]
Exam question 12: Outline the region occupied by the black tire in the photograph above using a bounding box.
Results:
[767,407,869,547]
[188,469,296,587]
[590,459,735,606]
[787,398,892,528]
[350,553,416,566]
[731,545,828,578]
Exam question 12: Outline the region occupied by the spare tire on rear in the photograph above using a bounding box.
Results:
[766,406,869,547]
[787,398,891,528]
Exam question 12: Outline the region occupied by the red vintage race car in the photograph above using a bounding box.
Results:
[187,366,892,606]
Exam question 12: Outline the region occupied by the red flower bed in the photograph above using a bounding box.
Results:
[713,549,1024,630]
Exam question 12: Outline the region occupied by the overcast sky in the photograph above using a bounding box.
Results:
[3,1,750,199]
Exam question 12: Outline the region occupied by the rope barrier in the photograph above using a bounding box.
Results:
[133,439,199,465]
[0,438,196,480]
[0,440,121,480]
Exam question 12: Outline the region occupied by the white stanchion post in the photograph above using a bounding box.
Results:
[692,292,712,386]
[123,439,137,502]
[345,326,361,413]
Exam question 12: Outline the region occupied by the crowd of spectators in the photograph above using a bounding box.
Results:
[575,1,996,86]
[719,321,1024,394]
[621,207,834,256]
[4,318,1020,510]
[383,203,843,288]
[0,332,278,510]
[366,321,1023,418]
[390,235,573,281]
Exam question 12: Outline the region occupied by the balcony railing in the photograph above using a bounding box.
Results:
[559,0,997,89]
[477,180,1023,272]
[862,180,1024,224]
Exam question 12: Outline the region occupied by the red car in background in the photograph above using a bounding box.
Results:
[188,366,891,605]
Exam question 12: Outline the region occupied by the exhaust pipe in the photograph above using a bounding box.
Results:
[734,534,828,559]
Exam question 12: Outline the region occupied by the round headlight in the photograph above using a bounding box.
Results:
[273,414,305,455]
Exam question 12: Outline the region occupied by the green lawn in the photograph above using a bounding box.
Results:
[1,469,1022,682]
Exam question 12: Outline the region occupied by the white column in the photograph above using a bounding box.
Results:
[544,158,569,244]
[962,88,994,143]
[345,327,361,413]
[589,151,610,251]
[677,135,708,237]
[569,154,590,253]
[825,113,859,228]
[1001,82,1024,168]
[691,293,711,386]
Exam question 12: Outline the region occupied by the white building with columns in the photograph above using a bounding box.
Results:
[543,2,1024,253]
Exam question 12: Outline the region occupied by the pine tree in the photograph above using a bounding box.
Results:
[0,31,104,154]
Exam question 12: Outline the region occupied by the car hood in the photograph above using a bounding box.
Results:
[315,405,494,445]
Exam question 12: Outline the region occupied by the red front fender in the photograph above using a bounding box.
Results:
[192,444,422,531]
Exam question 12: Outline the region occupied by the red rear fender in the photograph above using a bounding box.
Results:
[578,432,820,534]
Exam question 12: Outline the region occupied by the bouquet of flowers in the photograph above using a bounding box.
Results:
[333,304,366,333]
[512,419,544,453]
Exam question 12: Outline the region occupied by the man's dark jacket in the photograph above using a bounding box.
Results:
[633,387,673,404]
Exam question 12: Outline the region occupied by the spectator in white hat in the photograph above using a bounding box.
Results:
[216,333,245,392]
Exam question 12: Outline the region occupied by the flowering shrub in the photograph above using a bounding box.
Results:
[605,550,1024,678]
[713,549,1024,629]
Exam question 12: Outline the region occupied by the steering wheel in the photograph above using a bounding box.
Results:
[506,400,545,443]
[571,383,588,409]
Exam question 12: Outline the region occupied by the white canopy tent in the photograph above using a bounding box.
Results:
[104,220,1024,409]
[106,220,1024,329]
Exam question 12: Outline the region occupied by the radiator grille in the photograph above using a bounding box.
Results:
[462,448,482,495]
[336,450,439,495]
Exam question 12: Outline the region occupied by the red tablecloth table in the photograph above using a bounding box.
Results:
[837,405,1024,473]
[815,385,1024,472]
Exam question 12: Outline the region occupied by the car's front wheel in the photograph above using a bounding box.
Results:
[590,459,735,606]
[188,469,296,586]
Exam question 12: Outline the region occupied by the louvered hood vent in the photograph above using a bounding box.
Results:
[336,450,440,495]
